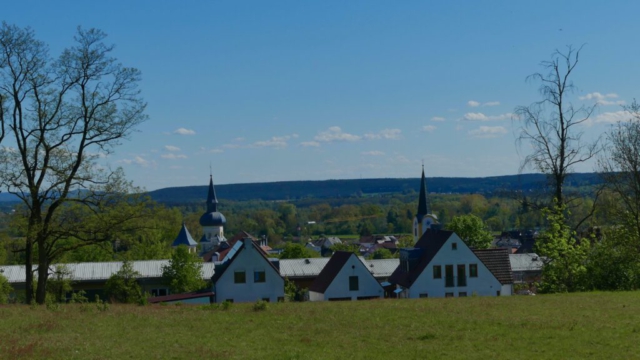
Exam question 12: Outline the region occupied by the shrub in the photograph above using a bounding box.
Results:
[104,260,144,304]
[253,300,268,312]
[221,300,232,310]
[0,273,13,304]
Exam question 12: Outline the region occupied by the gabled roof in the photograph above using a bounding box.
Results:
[211,233,283,284]
[309,251,353,294]
[388,229,453,288]
[172,223,197,247]
[473,248,514,285]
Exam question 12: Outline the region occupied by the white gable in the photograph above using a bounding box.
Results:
[310,254,383,301]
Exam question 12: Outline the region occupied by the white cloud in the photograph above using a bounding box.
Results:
[483,101,500,107]
[233,137,245,142]
[164,145,180,152]
[462,112,513,121]
[594,111,630,124]
[209,149,224,153]
[315,126,361,142]
[468,100,480,107]
[118,156,152,167]
[300,141,321,147]
[431,116,445,122]
[253,136,290,148]
[173,128,196,135]
[395,155,410,163]
[161,153,188,159]
[422,125,437,132]
[361,150,385,156]
[222,143,242,149]
[468,126,508,138]
[579,92,625,106]
[364,128,402,140]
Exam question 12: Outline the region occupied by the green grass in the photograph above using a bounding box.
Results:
[1,292,640,359]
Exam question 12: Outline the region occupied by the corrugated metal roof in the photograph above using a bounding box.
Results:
[509,253,544,272]
[279,258,330,278]
[0,260,215,284]
[279,257,399,279]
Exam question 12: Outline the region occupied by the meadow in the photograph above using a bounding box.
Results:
[1,292,639,359]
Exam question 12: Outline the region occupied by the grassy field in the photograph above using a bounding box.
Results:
[1,292,640,359]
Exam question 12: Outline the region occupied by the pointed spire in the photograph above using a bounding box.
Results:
[417,165,430,216]
[207,175,218,213]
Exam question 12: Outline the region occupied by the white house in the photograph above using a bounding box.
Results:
[389,229,513,298]
[211,237,284,303]
[309,251,384,301]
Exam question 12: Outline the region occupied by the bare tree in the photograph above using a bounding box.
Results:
[597,100,640,236]
[515,46,600,218]
[0,23,147,304]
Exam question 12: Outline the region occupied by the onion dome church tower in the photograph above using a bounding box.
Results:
[199,175,227,253]
[413,166,438,243]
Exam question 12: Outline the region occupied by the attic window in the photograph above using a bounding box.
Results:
[452,242,457,250]
[304,259,311,264]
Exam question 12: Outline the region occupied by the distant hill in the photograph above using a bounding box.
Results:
[146,173,603,204]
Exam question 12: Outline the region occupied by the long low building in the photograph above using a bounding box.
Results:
[279,258,399,289]
[0,260,216,300]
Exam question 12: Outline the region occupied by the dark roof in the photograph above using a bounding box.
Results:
[172,223,197,247]
[388,229,453,288]
[473,248,514,285]
[199,176,226,227]
[148,291,214,304]
[515,238,536,254]
[417,166,431,217]
[309,251,354,294]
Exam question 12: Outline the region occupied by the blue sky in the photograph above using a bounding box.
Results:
[4,1,640,190]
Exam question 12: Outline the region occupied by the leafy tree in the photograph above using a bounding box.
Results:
[515,46,599,224]
[279,243,319,259]
[586,225,640,291]
[370,248,393,259]
[162,245,206,294]
[536,203,590,293]
[0,273,12,304]
[47,265,73,303]
[284,278,306,302]
[104,260,144,304]
[0,24,147,304]
[445,214,493,249]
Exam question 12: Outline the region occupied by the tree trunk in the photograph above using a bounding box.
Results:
[35,241,49,304]
[24,238,33,304]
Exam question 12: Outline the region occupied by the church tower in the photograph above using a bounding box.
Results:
[199,175,227,253]
[413,166,438,243]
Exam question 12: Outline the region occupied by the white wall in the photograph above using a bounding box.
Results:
[214,239,284,303]
[408,233,504,298]
[314,254,383,301]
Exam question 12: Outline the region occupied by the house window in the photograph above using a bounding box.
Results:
[433,265,442,279]
[445,292,454,298]
[457,264,467,287]
[445,265,454,287]
[496,290,501,297]
[459,292,467,297]
[234,271,246,284]
[469,264,478,278]
[349,276,359,291]
[254,270,266,283]
[419,293,428,298]
[452,242,457,250]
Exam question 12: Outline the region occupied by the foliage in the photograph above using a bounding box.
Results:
[94,295,110,312]
[445,214,493,249]
[330,243,360,255]
[0,273,12,304]
[369,248,393,259]
[161,246,206,294]
[46,265,73,303]
[586,225,640,291]
[284,278,307,302]
[104,260,144,304]
[221,300,232,310]
[252,299,268,311]
[535,203,590,293]
[279,243,319,259]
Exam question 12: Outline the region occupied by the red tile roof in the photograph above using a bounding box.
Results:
[472,248,514,285]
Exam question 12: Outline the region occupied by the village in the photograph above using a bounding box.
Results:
[0,169,543,305]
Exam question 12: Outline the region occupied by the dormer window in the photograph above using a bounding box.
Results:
[452,242,457,250]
